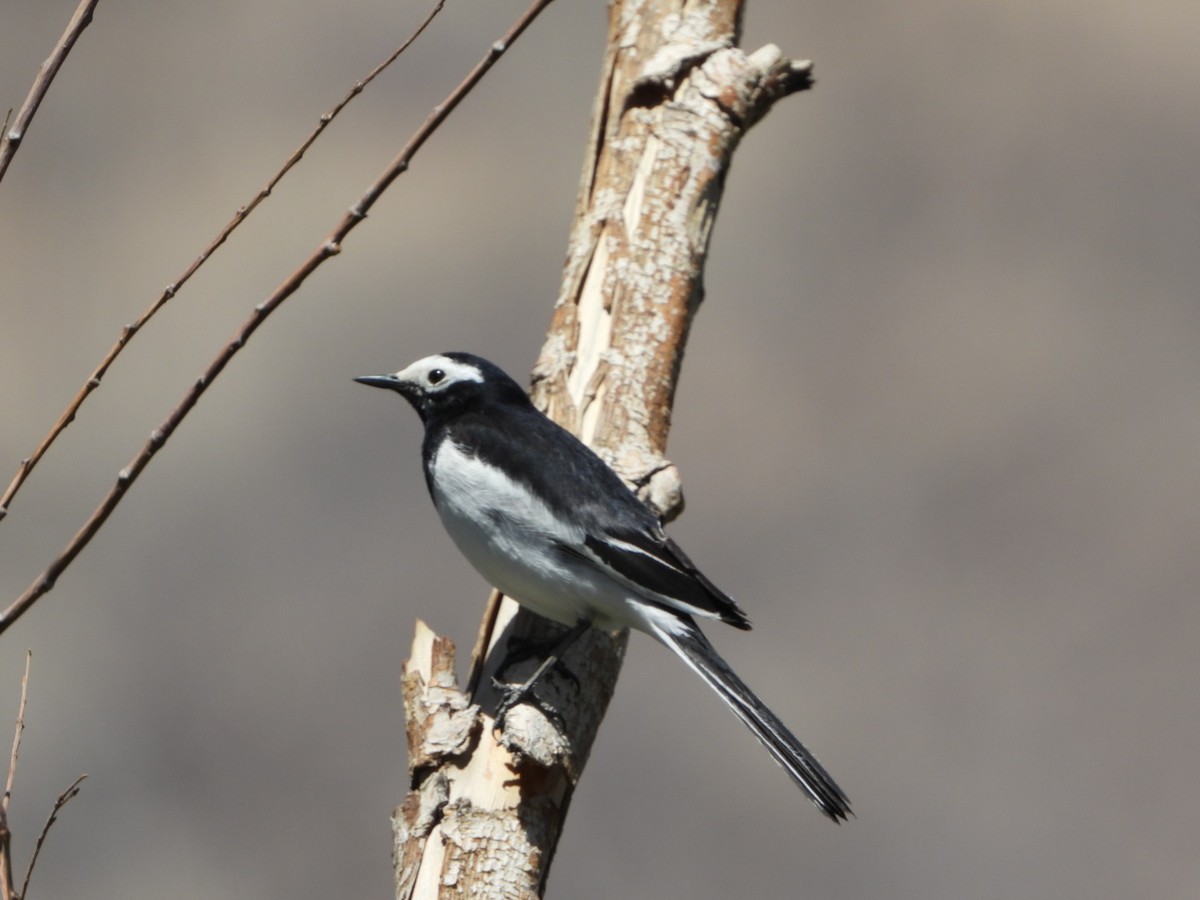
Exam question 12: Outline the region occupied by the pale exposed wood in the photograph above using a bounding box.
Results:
[393,1,813,895]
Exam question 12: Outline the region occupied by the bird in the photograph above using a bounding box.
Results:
[355,352,851,821]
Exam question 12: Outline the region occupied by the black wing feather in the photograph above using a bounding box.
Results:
[444,398,750,629]
[582,528,751,629]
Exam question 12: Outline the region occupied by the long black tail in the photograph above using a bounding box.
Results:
[649,611,852,821]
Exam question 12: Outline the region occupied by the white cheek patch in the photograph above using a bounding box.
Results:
[394,355,484,392]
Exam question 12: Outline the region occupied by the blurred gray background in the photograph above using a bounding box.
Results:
[1,1,1197,897]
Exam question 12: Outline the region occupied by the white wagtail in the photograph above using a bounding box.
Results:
[356,352,850,821]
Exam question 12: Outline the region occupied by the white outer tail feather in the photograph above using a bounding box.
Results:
[642,607,852,821]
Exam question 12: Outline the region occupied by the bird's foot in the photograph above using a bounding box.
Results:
[491,676,567,732]
[495,636,582,695]
[490,620,592,732]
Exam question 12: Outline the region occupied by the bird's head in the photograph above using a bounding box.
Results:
[355,352,527,422]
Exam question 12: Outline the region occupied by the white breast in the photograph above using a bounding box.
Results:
[428,440,601,626]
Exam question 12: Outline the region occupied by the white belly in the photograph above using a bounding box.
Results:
[428,440,627,628]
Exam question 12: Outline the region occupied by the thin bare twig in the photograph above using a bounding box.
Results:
[2,653,30,819]
[19,774,87,900]
[0,810,8,900]
[0,0,557,638]
[0,653,31,900]
[0,0,447,523]
[0,0,99,187]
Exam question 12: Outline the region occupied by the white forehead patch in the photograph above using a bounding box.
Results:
[394,354,484,392]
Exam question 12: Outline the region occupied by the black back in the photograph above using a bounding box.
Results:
[413,353,751,630]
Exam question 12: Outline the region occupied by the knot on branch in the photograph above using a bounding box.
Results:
[635,460,685,522]
[623,7,813,126]
[628,36,730,108]
[686,44,814,128]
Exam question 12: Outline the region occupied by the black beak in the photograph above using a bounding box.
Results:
[354,374,402,391]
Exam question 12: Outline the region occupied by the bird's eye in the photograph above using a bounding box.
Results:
[428,368,446,385]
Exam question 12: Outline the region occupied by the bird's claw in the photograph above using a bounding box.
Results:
[491,676,567,733]
[495,639,582,695]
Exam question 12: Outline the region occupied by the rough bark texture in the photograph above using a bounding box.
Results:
[393,1,812,896]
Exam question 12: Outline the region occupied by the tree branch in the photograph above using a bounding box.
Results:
[0,0,99,188]
[392,0,813,895]
[20,774,87,900]
[0,652,30,900]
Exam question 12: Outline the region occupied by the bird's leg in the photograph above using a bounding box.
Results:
[493,635,579,694]
[494,643,583,696]
[492,619,592,731]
